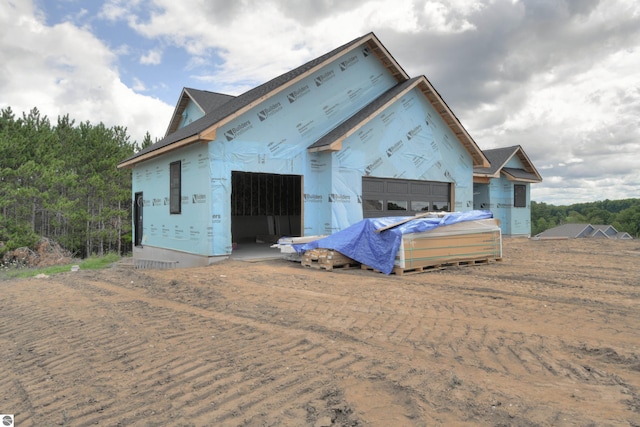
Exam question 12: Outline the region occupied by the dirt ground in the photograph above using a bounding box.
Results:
[1,238,639,427]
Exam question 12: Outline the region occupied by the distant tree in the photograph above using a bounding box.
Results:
[584,207,612,225]
[613,206,640,238]
[564,210,587,224]
[0,106,139,258]
[139,131,153,150]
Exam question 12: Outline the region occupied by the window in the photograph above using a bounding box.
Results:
[362,177,452,218]
[514,184,526,208]
[432,201,450,212]
[170,161,181,214]
[410,201,430,212]
[363,199,383,211]
[387,200,408,211]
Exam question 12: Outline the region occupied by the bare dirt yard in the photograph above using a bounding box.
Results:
[1,238,639,426]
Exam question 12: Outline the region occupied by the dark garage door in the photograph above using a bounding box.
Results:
[362,177,451,218]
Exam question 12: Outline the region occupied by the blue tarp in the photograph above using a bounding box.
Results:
[298,210,494,275]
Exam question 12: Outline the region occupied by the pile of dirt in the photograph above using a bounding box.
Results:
[1,238,73,268]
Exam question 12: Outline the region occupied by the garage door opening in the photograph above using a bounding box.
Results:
[231,171,302,244]
[362,177,451,218]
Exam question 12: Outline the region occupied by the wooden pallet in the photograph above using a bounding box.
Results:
[301,249,359,271]
[362,256,502,276]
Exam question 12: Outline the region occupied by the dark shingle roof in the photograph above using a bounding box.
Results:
[474,146,519,175]
[474,145,542,182]
[164,88,236,137]
[120,33,377,166]
[185,88,235,114]
[502,167,541,181]
[535,223,592,239]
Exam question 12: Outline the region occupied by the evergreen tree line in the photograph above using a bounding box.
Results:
[531,199,640,237]
[0,107,153,258]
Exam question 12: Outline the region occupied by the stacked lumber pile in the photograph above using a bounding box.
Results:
[301,248,358,271]
[392,218,502,274]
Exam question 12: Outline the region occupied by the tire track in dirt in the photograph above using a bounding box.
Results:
[0,274,376,425]
[166,253,639,425]
[1,238,639,426]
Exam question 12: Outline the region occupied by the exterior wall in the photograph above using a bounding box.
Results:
[179,100,205,129]
[474,153,533,236]
[490,176,531,236]
[207,43,400,254]
[132,143,212,258]
[473,182,491,210]
[328,86,474,232]
[305,151,334,236]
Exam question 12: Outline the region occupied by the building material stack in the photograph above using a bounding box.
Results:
[280,210,502,275]
[392,218,502,274]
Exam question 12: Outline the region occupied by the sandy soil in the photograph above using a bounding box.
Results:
[1,238,639,426]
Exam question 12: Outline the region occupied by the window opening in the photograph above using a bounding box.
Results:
[170,161,181,214]
[514,184,526,208]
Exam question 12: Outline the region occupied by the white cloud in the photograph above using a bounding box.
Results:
[140,48,162,65]
[0,0,172,143]
[132,77,147,91]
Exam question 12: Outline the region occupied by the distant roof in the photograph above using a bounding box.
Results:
[534,223,633,240]
[119,32,408,168]
[474,145,542,183]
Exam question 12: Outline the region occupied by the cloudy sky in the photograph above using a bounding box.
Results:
[1,0,639,205]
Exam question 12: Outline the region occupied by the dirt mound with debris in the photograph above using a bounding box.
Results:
[1,238,73,268]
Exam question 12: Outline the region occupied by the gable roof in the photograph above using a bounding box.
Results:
[165,88,236,137]
[536,223,594,239]
[474,145,542,183]
[534,223,633,240]
[592,224,617,236]
[308,76,489,167]
[616,231,634,239]
[118,32,409,169]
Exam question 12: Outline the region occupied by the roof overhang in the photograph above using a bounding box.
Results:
[117,133,213,169]
[308,76,490,168]
[472,175,492,184]
[502,170,543,183]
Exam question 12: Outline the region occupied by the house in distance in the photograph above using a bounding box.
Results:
[533,224,633,240]
[118,32,542,267]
